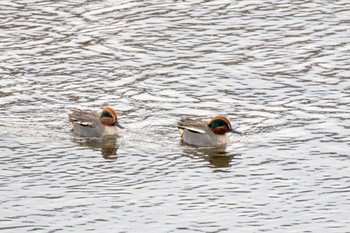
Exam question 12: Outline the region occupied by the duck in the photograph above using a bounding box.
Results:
[68,106,124,137]
[177,116,241,147]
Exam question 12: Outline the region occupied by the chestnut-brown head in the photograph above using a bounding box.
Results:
[208,116,241,135]
[100,106,124,129]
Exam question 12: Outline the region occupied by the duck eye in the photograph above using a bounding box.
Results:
[101,111,112,118]
[210,119,227,128]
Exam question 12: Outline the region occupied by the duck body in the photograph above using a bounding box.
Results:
[177,116,241,147]
[68,107,123,137]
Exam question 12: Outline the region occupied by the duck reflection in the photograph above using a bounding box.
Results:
[183,146,237,168]
[73,137,118,160]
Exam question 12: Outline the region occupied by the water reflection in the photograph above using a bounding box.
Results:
[72,137,118,160]
[207,155,234,168]
[182,146,236,168]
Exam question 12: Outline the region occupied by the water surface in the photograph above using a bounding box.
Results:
[0,0,349,232]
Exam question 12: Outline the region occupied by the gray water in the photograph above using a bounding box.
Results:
[1,0,349,232]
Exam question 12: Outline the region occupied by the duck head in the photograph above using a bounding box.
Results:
[208,116,241,135]
[100,106,124,129]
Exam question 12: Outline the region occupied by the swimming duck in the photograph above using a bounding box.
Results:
[177,116,241,147]
[68,106,124,137]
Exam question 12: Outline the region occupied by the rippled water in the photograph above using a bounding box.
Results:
[1,0,349,232]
